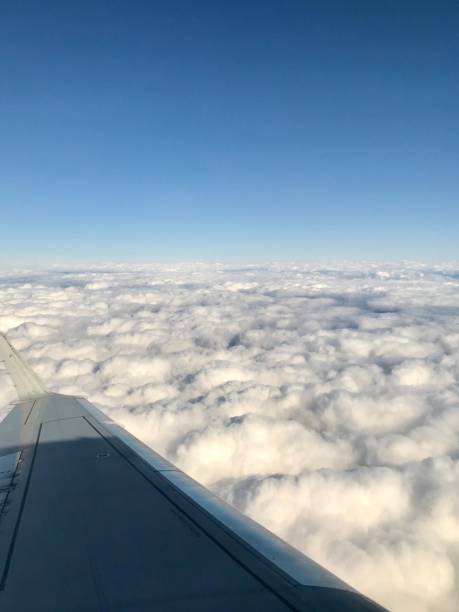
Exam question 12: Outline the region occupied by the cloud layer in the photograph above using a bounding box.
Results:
[1,262,459,611]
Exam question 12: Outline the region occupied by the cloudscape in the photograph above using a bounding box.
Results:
[1,262,459,611]
[1,3,458,610]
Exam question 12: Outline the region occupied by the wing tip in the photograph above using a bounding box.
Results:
[0,333,48,400]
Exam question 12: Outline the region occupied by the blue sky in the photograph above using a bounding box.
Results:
[1,1,458,263]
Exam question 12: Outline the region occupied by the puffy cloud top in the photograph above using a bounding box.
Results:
[1,262,459,611]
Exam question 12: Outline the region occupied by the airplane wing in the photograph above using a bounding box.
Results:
[0,334,386,611]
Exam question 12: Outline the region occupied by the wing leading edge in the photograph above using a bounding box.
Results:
[0,335,386,611]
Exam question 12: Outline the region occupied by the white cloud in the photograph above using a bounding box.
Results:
[1,261,459,611]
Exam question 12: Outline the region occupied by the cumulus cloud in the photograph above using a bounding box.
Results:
[1,262,459,611]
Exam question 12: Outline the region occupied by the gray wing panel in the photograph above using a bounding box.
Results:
[0,394,386,611]
[0,400,37,457]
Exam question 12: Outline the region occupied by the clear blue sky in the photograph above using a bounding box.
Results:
[1,1,458,263]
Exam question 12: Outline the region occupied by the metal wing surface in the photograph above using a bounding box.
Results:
[0,334,386,611]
